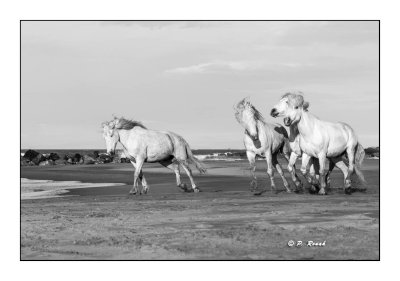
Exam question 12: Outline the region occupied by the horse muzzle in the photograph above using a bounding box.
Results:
[283,117,292,126]
[270,108,279,117]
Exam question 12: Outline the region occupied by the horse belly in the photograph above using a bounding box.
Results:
[326,140,347,157]
[326,129,348,157]
[145,135,174,162]
[299,137,321,158]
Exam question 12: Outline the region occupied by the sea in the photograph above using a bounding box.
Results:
[20,148,379,164]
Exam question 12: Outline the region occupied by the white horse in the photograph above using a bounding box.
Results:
[234,98,300,194]
[102,117,206,195]
[271,93,365,195]
[286,116,349,194]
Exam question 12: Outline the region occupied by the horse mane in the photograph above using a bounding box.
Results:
[282,91,309,110]
[112,117,146,130]
[234,97,266,124]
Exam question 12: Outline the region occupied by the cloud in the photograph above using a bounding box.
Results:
[165,60,308,75]
[99,21,225,30]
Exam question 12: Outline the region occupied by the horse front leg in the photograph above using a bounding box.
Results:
[246,150,257,192]
[254,150,274,196]
[131,158,145,195]
[129,160,148,195]
[265,150,277,193]
[272,154,291,193]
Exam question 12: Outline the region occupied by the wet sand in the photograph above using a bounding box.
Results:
[21,160,379,260]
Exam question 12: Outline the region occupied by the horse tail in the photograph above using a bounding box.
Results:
[185,143,207,174]
[354,143,366,184]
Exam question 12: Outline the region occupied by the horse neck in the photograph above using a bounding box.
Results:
[115,129,129,148]
[297,110,316,138]
[289,124,299,142]
[256,120,266,135]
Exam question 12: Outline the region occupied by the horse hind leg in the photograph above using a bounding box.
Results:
[287,152,303,193]
[345,146,356,194]
[325,160,335,191]
[272,154,291,193]
[180,161,200,193]
[299,154,318,194]
[159,158,188,192]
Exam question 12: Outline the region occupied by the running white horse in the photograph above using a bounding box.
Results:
[102,117,206,195]
[270,93,365,195]
[286,116,349,194]
[234,98,300,194]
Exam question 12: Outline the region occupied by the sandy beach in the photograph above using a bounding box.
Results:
[21,159,379,260]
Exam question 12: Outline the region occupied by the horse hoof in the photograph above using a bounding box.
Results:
[318,189,327,195]
[254,189,267,196]
[194,188,200,193]
[250,180,258,191]
[286,189,292,194]
[344,188,352,195]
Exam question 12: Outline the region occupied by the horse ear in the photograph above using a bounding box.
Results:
[303,101,310,111]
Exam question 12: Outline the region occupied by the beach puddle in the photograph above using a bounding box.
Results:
[21,178,123,200]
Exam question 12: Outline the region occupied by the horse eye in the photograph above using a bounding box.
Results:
[295,106,299,109]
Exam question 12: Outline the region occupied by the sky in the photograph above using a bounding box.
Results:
[21,21,379,149]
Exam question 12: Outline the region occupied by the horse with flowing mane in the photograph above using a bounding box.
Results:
[286,115,350,194]
[102,117,206,195]
[271,92,365,195]
[234,97,301,195]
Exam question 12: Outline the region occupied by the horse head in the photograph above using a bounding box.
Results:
[102,119,119,156]
[234,97,264,141]
[271,92,309,126]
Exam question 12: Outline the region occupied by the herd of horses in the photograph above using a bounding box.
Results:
[102,92,366,196]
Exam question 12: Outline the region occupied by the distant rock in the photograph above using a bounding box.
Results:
[22,149,40,161]
[54,159,66,165]
[98,153,113,164]
[83,155,96,164]
[73,153,82,163]
[364,147,379,158]
[48,153,60,161]
[20,157,34,166]
[120,157,129,163]
[39,160,55,166]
